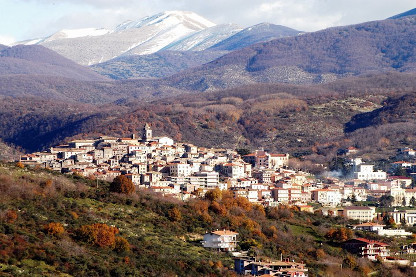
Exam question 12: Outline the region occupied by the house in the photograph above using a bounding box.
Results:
[202,230,238,251]
[234,257,308,276]
[352,158,386,181]
[352,222,385,232]
[343,238,390,260]
[389,210,416,226]
[311,189,342,207]
[338,206,376,222]
[352,222,412,237]
[243,150,289,170]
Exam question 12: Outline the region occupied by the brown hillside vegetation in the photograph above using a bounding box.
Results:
[0,163,412,276]
[1,72,416,168]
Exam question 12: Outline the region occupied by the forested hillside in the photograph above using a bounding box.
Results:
[0,163,411,276]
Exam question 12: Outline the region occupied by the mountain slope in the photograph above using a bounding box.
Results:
[37,11,215,65]
[345,93,416,133]
[209,23,301,51]
[389,8,416,19]
[166,16,416,91]
[161,23,242,51]
[91,50,228,79]
[0,45,108,81]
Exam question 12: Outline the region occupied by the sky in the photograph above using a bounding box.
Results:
[0,0,415,45]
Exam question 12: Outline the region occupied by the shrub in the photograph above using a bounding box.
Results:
[168,207,182,222]
[114,236,130,253]
[110,175,135,194]
[76,223,119,248]
[4,210,18,223]
[44,222,65,237]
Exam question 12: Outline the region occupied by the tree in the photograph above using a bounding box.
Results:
[168,207,182,222]
[402,196,407,207]
[44,222,65,237]
[379,195,394,207]
[410,196,416,207]
[400,217,407,226]
[76,223,119,248]
[351,194,357,203]
[236,148,251,156]
[205,188,222,202]
[110,175,135,194]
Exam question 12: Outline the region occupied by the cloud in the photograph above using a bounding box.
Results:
[7,0,416,40]
[0,35,15,46]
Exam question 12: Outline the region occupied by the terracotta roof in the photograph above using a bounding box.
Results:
[343,206,373,210]
[354,222,385,227]
[211,230,238,236]
[349,238,389,246]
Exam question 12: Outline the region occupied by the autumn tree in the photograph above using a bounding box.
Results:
[205,188,222,202]
[114,236,130,252]
[44,222,65,237]
[76,223,119,248]
[325,227,353,242]
[168,207,182,222]
[110,175,135,194]
[4,210,18,223]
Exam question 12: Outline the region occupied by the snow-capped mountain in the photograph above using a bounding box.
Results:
[161,23,242,51]
[17,11,216,65]
[209,23,301,51]
[15,11,301,67]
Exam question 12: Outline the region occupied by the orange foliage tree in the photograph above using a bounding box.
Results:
[4,210,18,223]
[76,223,119,248]
[168,207,182,222]
[110,175,135,194]
[44,222,65,237]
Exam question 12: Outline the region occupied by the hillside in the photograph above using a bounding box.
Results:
[0,75,188,104]
[0,140,21,162]
[209,23,301,51]
[389,8,416,19]
[0,45,108,81]
[3,72,416,165]
[91,50,228,79]
[0,163,407,276]
[166,16,416,91]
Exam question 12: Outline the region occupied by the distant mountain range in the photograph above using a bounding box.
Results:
[164,14,416,91]
[16,11,301,67]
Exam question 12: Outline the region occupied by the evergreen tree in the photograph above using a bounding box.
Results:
[410,196,416,207]
[402,196,407,207]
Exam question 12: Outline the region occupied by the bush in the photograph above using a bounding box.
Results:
[43,222,65,237]
[114,237,130,253]
[109,175,135,194]
[76,223,119,248]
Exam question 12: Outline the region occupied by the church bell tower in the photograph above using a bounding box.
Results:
[143,123,152,142]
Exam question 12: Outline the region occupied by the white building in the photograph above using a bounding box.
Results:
[311,189,342,206]
[169,162,192,177]
[202,230,238,252]
[339,206,376,222]
[352,158,387,181]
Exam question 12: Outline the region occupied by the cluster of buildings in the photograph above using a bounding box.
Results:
[18,124,416,211]
[19,124,318,205]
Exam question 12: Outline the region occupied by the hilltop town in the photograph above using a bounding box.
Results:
[18,123,416,267]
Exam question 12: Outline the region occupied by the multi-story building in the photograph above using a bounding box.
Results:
[338,206,376,222]
[343,238,390,261]
[311,189,342,206]
[202,230,238,252]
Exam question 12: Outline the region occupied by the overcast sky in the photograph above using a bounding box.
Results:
[0,0,415,45]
